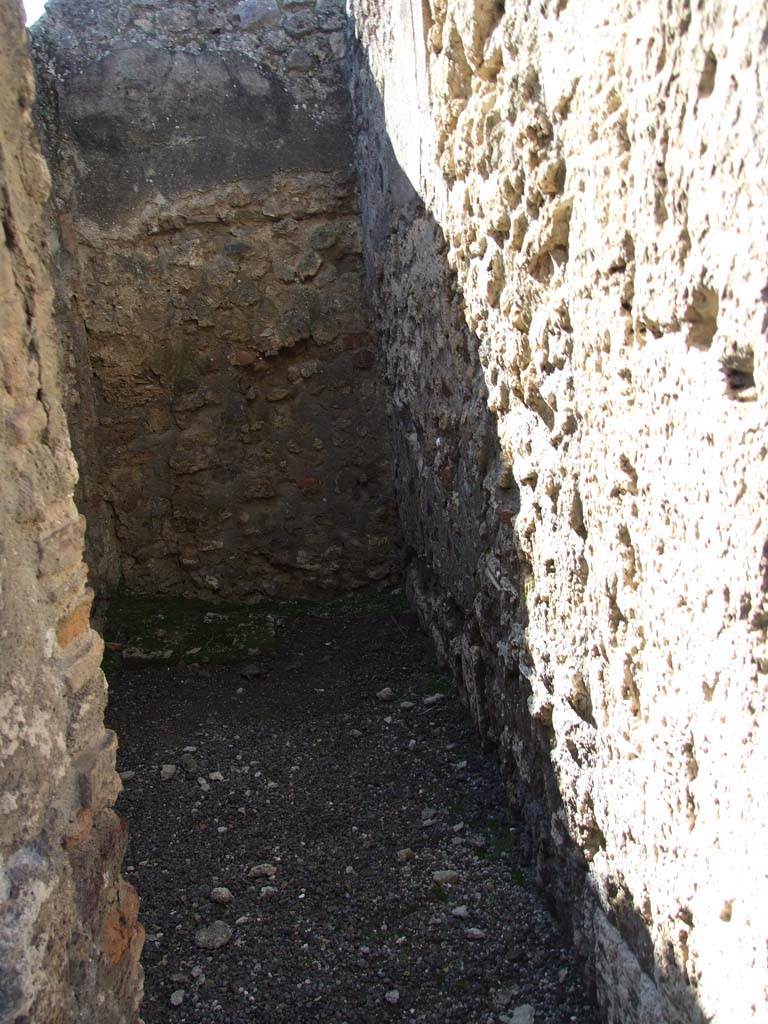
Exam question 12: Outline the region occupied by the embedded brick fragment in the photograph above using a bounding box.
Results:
[63,807,94,849]
[101,881,141,966]
[56,593,94,649]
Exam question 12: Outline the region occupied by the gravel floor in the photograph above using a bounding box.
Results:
[107,596,599,1024]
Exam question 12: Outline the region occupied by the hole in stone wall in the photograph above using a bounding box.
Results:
[721,348,756,401]
[569,487,588,540]
[698,50,717,98]
[2,187,17,250]
[683,283,718,349]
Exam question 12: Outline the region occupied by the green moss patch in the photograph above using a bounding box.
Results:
[102,587,410,677]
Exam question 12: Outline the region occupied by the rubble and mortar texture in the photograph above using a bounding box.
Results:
[0,1,143,1021]
[6,0,767,1020]
[346,1,768,1022]
[31,0,398,600]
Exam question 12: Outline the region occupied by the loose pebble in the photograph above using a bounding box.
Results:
[194,920,233,950]
[249,863,277,879]
[209,886,234,905]
[180,753,200,774]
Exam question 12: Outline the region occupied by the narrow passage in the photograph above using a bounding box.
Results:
[106,593,599,1024]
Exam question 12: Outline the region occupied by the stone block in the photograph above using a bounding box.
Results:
[75,731,122,816]
[59,630,105,696]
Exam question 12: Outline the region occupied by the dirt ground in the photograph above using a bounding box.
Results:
[106,590,599,1024]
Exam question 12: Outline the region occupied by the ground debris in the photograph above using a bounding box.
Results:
[109,596,598,1024]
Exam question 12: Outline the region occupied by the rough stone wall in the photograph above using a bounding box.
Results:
[0,2,142,1020]
[347,2,768,1022]
[32,0,397,600]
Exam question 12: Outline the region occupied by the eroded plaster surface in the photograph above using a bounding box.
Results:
[347,2,768,1020]
[32,0,398,599]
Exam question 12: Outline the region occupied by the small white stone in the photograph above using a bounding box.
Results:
[377,687,395,702]
[465,927,486,941]
[451,904,469,919]
[160,764,177,780]
[433,869,459,885]
[423,693,445,706]
[384,989,400,1005]
[170,989,185,1007]
[194,920,232,950]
